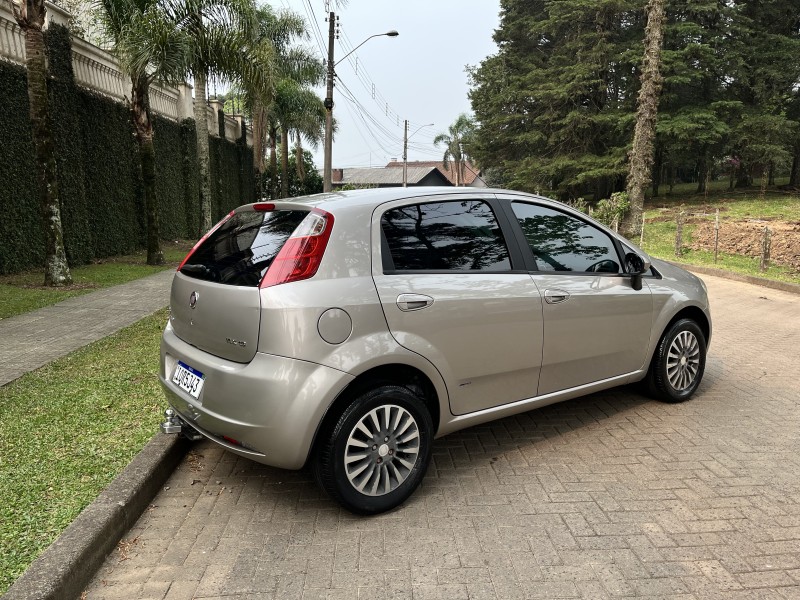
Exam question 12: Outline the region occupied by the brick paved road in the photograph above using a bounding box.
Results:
[84,274,800,600]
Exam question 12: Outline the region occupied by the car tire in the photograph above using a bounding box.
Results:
[313,384,433,515]
[646,318,707,403]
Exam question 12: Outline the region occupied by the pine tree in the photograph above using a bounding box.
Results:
[470,0,646,201]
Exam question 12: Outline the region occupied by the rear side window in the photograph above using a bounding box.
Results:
[381,200,511,271]
[181,210,307,286]
[511,202,620,273]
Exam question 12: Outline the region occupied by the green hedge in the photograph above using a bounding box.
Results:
[0,61,41,274]
[0,24,254,275]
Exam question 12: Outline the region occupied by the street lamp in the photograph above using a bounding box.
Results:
[403,121,434,187]
[323,19,399,192]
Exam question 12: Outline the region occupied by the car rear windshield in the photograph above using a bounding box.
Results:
[180,209,307,286]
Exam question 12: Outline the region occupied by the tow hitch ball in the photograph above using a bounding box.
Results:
[160,408,202,440]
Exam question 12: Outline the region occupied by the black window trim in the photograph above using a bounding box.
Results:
[379,196,527,275]
[498,198,628,277]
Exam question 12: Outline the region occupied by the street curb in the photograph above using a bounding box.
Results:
[666,261,800,296]
[3,433,191,600]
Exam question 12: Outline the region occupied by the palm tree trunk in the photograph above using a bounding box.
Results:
[269,127,278,200]
[252,101,266,199]
[280,124,290,198]
[131,76,163,265]
[16,1,72,286]
[622,0,666,239]
[295,131,305,181]
[194,73,213,233]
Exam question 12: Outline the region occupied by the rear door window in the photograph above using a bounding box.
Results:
[511,202,621,273]
[381,200,511,272]
[181,209,307,286]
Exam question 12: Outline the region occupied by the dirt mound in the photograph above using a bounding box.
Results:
[690,220,800,271]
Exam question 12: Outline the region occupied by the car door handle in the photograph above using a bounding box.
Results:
[544,289,570,304]
[396,294,434,312]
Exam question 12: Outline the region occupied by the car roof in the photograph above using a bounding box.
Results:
[270,186,548,212]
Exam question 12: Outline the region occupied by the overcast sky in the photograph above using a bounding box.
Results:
[273,0,501,168]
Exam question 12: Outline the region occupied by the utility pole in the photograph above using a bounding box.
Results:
[402,119,409,188]
[323,11,336,193]
[322,23,398,192]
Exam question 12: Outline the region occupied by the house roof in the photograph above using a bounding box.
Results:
[384,160,483,186]
[333,166,451,186]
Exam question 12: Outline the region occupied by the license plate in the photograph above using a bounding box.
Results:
[172,361,205,399]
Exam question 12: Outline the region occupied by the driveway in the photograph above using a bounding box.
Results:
[84,273,800,600]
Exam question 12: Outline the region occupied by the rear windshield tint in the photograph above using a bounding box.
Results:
[180,209,307,286]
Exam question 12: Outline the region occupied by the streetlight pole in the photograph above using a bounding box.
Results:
[403,121,434,188]
[322,18,398,193]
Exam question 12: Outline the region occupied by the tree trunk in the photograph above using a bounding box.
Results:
[622,0,666,239]
[269,127,277,200]
[696,152,708,194]
[252,101,266,199]
[736,162,752,188]
[790,145,800,186]
[16,1,72,286]
[280,124,289,199]
[295,131,305,182]
[194,73,213,233]
[131,77,163,265]
[768,162,775,186]
[651,144,663,198]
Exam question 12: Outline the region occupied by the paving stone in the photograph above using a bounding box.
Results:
[79,274,800,598]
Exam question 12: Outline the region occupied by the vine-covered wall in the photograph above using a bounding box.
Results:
[0,24,254,275]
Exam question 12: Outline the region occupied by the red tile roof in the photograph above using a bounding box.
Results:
[384,160,482,186]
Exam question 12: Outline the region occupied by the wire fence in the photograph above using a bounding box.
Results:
[657,208,799,273]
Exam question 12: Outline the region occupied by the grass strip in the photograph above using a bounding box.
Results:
[0,309,168,594]
[0,243,190,319]
[641,193,800,285]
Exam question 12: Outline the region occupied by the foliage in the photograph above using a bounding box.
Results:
[594,192,631,229]
[0,28,250,275]
[569,192,630,229]
[469,0,800,200]
[259,148,322,198]
[0,309,168,594]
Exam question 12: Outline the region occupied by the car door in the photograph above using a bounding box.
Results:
[371,195,543,416]
[503,198,654,396]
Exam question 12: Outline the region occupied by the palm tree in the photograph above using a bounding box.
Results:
[10,0,72,284]
[271,79,326,198]
[96,0,187,265]
[248,5,323,199]
[184,0,272,232]
[433,113,475,187]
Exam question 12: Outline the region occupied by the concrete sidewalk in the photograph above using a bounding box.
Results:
[0,269,174,386]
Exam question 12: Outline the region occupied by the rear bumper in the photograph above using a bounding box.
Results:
[160,322,354,469]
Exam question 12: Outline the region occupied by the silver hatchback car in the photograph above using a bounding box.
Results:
[160,188,711,514]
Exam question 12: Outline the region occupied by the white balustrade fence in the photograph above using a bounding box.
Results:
[0,1,250,144]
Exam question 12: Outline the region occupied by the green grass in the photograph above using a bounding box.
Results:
[641,191,800,285]
[0,309,168,594]
[0,242,191,319]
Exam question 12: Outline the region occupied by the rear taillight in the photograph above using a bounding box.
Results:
[260,209,334,288]
[177,210,235,271]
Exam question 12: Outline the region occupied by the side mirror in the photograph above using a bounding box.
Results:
[625,252,651,291]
